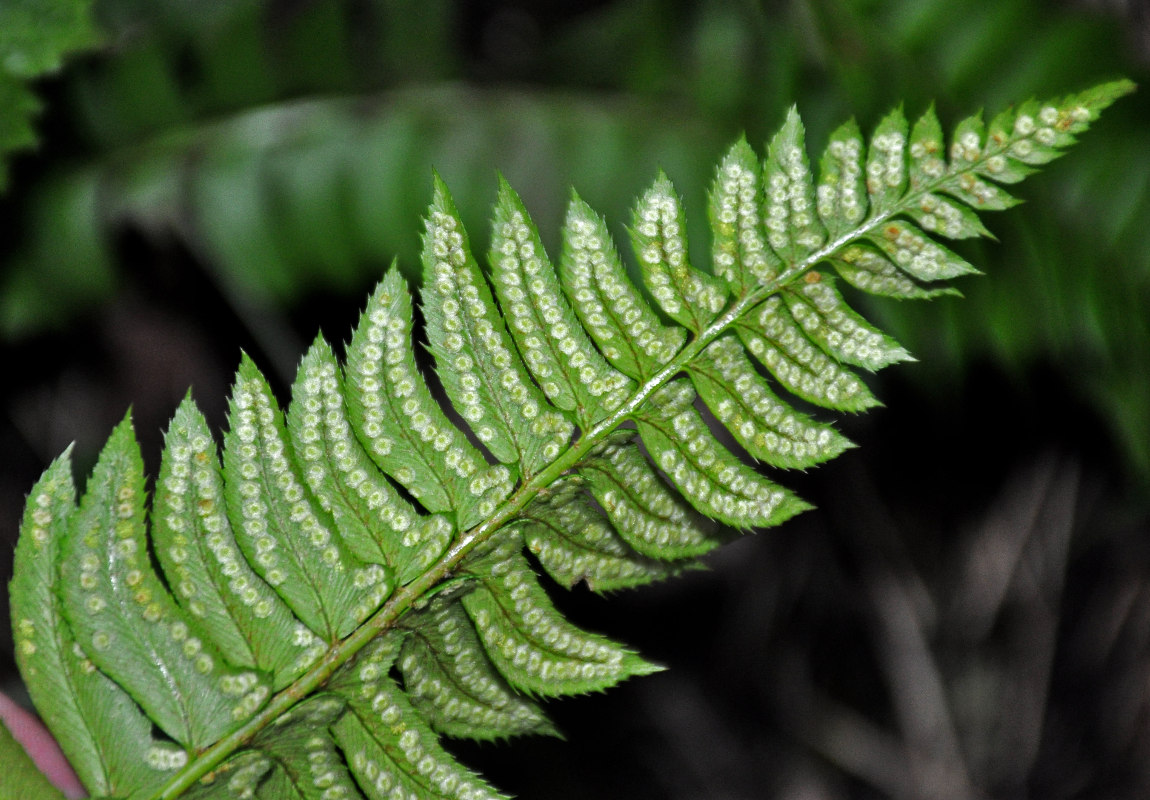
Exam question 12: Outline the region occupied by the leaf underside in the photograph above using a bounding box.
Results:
[8,80,1133,800]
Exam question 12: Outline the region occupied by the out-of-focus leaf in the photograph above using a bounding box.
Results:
[0,0,99,77]
[1,88,722,339]
[0,0,100,187]
[0,169,115,336]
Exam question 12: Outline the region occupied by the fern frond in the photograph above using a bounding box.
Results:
[8,79,1133,800]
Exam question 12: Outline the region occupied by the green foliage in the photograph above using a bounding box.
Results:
[6,80,1132,798]
[0,0,99,189]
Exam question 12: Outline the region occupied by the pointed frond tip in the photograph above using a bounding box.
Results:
[8,80,1131,800]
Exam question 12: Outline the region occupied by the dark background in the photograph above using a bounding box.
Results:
[2,1,1149,797]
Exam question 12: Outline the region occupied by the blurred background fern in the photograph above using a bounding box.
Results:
[2,1,1149,798]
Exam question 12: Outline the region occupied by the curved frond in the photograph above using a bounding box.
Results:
[7,79,1133,800]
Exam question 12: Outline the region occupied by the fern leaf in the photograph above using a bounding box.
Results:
[559,192,686,380]
[157,396,325,688]
[11,452,182,797]
[864,106,910,214]
[178,751,272,800]
[710,137,781,294]
[398,599,557,741]
[782,275,913,370]
[947,113,1020,210]
[247,695,353,800]
[287,338,454,585]
[829,242,959,299]
[734,303,879,412]
[580,439,722,559]
[817,118,868,240]
[490,179,634,424]
[224,358,392,641]
[59,416,272,750]
[631,173,729,331]
[345,267,513,528]
[689,334,853,469]
[907,192,994,241]
[634,380,811,528]
[765,107,826,263]
[7,79,1133,800]
[328,635,509,800]
[865,218,980,282]
[460,534,660,696]
[520,484,681,591]
[423,178,573,475]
